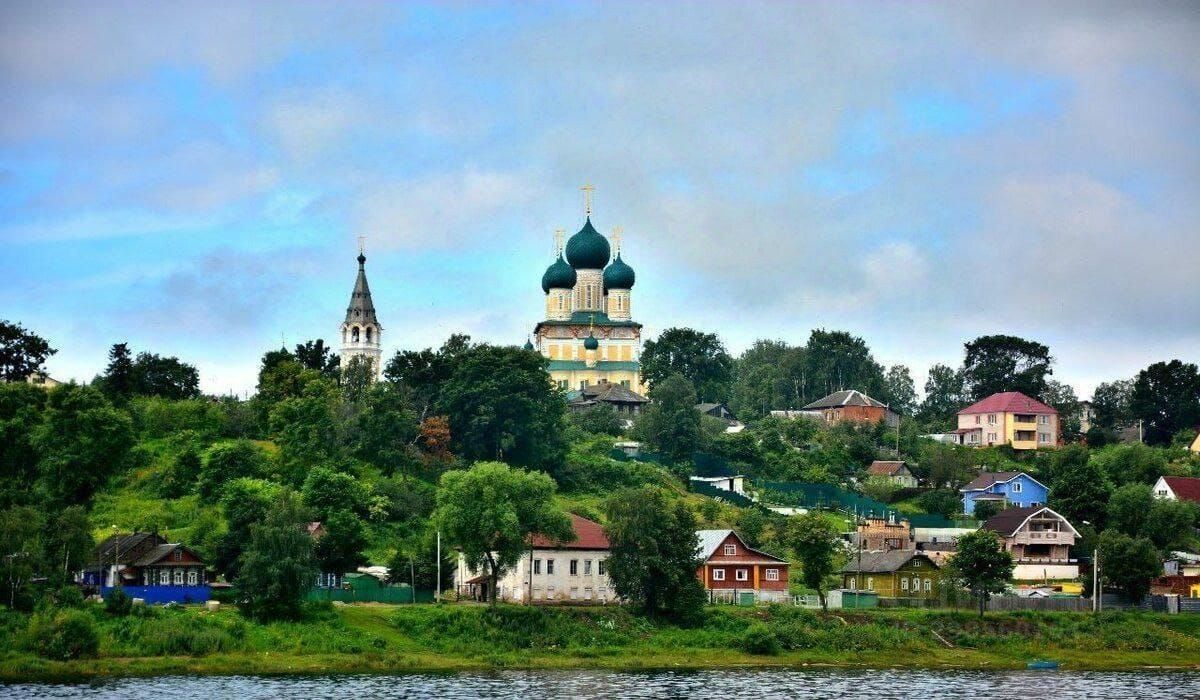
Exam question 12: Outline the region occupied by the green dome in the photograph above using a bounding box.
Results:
[540,254,577,293]
[583,333,599,351]
[603,252,635,291]
[523,338,534,351]
[564,217,611,269]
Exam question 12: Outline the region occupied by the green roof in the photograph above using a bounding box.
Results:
[541,254,576,293]
[603,253,635,290]
[564,217,611,269]
[547,360,641,371]
[534,311,641,330]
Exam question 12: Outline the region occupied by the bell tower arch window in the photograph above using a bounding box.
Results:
[351,326,360,343]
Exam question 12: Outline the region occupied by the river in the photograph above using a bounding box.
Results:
[4,669,1199,699]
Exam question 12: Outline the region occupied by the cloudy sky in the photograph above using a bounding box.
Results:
[2,1,1197,397]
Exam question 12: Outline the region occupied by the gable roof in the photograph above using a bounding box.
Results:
[94,532,167,565]
[1162,476,1200,503]
[803,389,890,410]
[841,550,938,573]
[573,383,649,404]
[958,391,1057,415]
[982,506,1079,538]
[529,514,610,550]
[695,529,788,564]
[867,460,907,476]
[131,543,205,567]
[960,471,1046,493]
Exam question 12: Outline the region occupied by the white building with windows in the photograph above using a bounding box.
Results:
[340,247,383,380]
[454,514,617,604]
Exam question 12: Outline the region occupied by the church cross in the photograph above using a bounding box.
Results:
[580,184,595,216]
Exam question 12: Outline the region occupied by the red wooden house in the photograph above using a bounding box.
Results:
[696,529,789,603]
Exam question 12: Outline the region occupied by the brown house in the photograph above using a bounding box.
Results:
[802,390,899,427]
[857,515,912,551]
[866,460,918,488]
[696,529,789,603]
[982,506,1079,581]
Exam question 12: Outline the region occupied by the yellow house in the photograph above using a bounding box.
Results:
[1191,583,1200,599]
[954,391,1059,450]
[1189,432,1200,455]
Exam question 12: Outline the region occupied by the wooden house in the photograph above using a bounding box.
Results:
[696,529,790,603]
[840,550,943,599]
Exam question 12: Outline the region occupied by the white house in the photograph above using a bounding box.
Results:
[454,514,616,604]
[1153,476,1200,505]
[689,475,747,496]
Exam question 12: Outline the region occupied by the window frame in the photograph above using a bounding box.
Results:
[712,568,725,582]
[723,544,737,556]
[735,569,749,582]
[570,559,579,576]
[765,568,779,581]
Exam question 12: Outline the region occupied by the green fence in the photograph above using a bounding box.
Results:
[756,481,976,529]
[307,586,435,604]
[688,479,759,508]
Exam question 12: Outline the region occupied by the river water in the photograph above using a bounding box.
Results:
[4,669,1199,699]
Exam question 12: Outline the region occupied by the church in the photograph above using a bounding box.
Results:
[529,189,644,392]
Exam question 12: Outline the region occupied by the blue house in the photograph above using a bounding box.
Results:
[960,472,1048,516]
[85,532,210,604]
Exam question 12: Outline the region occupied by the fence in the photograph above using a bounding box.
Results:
[101,585,210,605]
[688,479,760,508]
[875,594,1194,613]
[306,586,435,604]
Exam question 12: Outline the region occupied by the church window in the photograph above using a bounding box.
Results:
[351,327,360,343]
[366,327,373,343]
[586,286,593,308]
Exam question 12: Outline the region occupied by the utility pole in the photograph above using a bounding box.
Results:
[1093,547,1101,613]
[435,531,441,603]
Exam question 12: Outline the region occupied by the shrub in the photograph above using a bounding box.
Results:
[22,609,100,660]
[105,587,132,616]
[738,623,781,655]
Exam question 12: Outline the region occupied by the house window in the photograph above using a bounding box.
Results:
[987,432,997,442]
[598,559,606,576]
[570,587,579,600]
[713,569,725,581]
[143,571,151,586]
[735,569,749,582]
[1039,433,1051,443]
[975,415,981,425]
[765,569,779,581]
[1011,481,1022,493]
[187,570,198,585]
[1039,415,1048,424]
[866,577,874,591]
[546,586,555,599]
[923,578,932,592]
[912,577,920,591]
[570,559,579,576]
[584,560,593,576]
[173,550,182,561]
[988,414,996,424]
[173,569,183,585]
[534,559,542,575]
[159,569,169,585]
[723,544,737,556]
[913,560,921,568]
[547,559,555,575]
[901,578,909,591]
[584,587,593,600]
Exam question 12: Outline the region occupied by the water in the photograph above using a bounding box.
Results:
[5,669,1199,699]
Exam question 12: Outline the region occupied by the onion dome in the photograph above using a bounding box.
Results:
[603,252,635,291]
[583,333,599,351]
[564,217,611,269]
[523,338,534,351]
[540,254,577,293]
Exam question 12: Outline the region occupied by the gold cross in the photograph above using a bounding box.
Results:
[611,226,623,254]
[358,235,366,255]
[554,228,565,255]
[580,184,595,216]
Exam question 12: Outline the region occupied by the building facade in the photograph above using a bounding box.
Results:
[856,515,912,552]
[801,390,899,427]
[1154,475,1200,504]
[340,248,382,380]
[696,529,790,603]
[953,391,1058,449]
[841,550,943,599]
[532,196,643,392]
[982,506,1079,580]
[960,471,1048,516]
[866,460,918,488]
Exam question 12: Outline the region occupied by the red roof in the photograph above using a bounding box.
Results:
[958,391,1057,415]
[1163,477,1200,504]
[529,514,610,550]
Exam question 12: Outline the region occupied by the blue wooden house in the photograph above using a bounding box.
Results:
[960,472,1048,516]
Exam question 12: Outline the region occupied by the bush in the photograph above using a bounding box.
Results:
[22,609,100,660]
[738,623,781,655]
[105,586,132,616]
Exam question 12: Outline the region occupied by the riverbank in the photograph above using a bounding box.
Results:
[2,604,1199,682]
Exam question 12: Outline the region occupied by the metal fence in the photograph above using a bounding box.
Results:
[306,586,434,604]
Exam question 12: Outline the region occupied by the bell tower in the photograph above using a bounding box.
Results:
[340,238,382,379]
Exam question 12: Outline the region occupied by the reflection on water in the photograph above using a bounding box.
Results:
[4,668,1199,699]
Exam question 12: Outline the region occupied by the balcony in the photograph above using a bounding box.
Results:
[1010,439,1038,450]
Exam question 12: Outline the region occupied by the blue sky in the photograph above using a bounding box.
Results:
[2,1,1198,397]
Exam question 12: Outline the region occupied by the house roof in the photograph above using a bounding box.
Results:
[344,253,380,328]
[94,532,166,565]
[1163,476,1200,503]
[802,389,890,411]
[575,383,649,404]
[957,391,1057,416]
[529,514,610,550]
[841,550,939,573]
[131,543,204,567]
[696,529,788,564]
[982,506,1079,538]
[867,460,907,476]
[960,471,1047,493]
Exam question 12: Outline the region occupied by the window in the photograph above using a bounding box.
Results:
[1011,481,1022,493]
[533,559,542,575]
[584,560,592,576]
[1039,433,1051,443]
[866,577,874,591]
[988,414,996,424]
[765,569,779,581]
[174,569,185,585]
[723,544,737,556]
[546,559,555,575]
[1039,415,1048,424]
[987,432,997,442]
[159,569,169,585]
[546,586,555,599]
[187,570,198,585]
[975,415,981,425]
[901,578,909,591]
[713,569,725,581]
[970,433,979,444]
[351,327,360,342]
[173,549,183,561]
[735,569,749,582]
[912,576,920,592]
[584,587,593,600]
[570,587,579,600]
[923,578,932,592]
[143,571,151,586]
[913,559,921,568]
[598,559,606,576]
[570,559,579,576]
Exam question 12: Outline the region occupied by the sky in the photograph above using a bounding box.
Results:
[1,1,1198,399]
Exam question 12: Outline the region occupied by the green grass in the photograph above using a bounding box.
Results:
[2,603,1198,682]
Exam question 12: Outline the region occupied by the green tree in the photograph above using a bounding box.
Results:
[213,478,282,579]
[972,500,1002,523]
[1049,458,1112,530]
[434,462,572,605]
[918,363,966,426]
[100,343,135,401]
[386,531,455,592]
[355,383,420,473]
[293,339,340,378]
[1129,360,1200,446]
[1142,499,1199,552]
[0,320,56,383]
[235,493,316,621]
[0,383,46,508]
[948,529,1014,616]
[1041,379,1082,442]
[641,327,733,402]
[730,339,794,419]
[302,466,367,520]
[197,440,270,501]
[737,508,769,548]
[961,334,1053,401]
[438,345,566,470]
[1098,530,1160,603]
[33,385,134,506]
[0,506,45,609]
[568,404,623,437]
[604,486,706,623]
[801,329,886,402]
[1091,379,1133,431]
[270,377,342,476]
[44,506,93,585]
[313,509,368,576]
[917,490,962,520]
[786,512,840,611]
[339,355,375,405]
[384,334,472,419]
[882,365,917,415]
[1106,484,1153,537]
[1091,444,1167,487]
[632,373,700,464]
[130,352,201,399]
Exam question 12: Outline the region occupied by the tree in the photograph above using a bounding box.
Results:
[1129,360,1200,446]
[234,492,316,621]
[1091,379,1133,431]
[0,383,46,508]
[434,462,571,605]
[1041,380,1082,442]
[1048,458,1112,530]
[355,383,420,473]
[1098,530,1160,603]
[340,355,375,405]
[302,466,367,520]
[386,532,455,592]
[604,486,706,623]
[197,440,270,501]
[972,500,1002,523]
[801,329,886,402]
[961,334,1053,401]
[737,508,768,548]
[881,365,917,415]
[437,345,565,471]
[568,404,623,436]
[1091,444,1167,487]
[786,512,839,611]
[33,385,134,506]
[384,334,472,419]
[918,364,966,426]
[917,489,962,519]
[948,529,1013,616]
[632,373,700,464]
[293,339,340,378]
[0,506,45,609]
[917,443,974,489]
[160,446,202,498]
[0,321,56,383]
[641,328,734,402]
[44,506,93,584]
[1142,499,1199,552]
[213,478,282,579]
[269,377,342,476]
[130,352,200,400]
[1106,484,1153,538]
[730,362,785,421]
[312,509,368,576]
[101,343,135,401]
